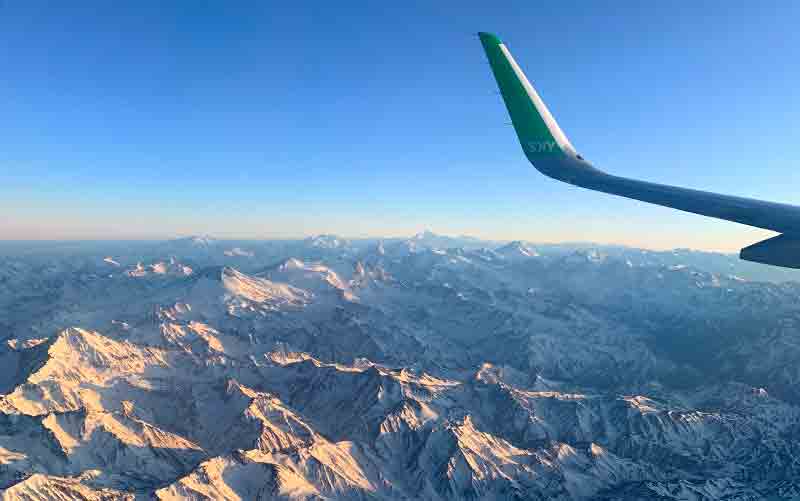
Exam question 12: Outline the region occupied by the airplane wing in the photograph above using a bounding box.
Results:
[478,32,800,268]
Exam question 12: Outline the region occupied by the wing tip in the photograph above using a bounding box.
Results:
[478,32,503,47]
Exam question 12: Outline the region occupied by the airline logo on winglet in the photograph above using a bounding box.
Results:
[525,140,559,154]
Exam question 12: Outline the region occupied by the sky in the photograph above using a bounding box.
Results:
[2,1,800,250]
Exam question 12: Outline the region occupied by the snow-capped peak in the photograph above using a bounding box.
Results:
[496,240,539,258]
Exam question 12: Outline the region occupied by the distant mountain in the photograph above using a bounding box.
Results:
[495,240,539,259]
[406,229,498,251]
[169,235,219,247]
[304,234,349,249]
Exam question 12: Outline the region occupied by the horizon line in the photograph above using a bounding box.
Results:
[0,233,741,256]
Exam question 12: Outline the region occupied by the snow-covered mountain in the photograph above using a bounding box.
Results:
[2,233,800,499]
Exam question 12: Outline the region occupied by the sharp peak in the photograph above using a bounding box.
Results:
[411,229,439,239]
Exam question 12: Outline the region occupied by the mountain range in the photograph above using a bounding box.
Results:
[2,233,800,500]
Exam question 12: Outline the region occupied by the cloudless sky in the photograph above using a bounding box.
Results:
[2,1,800,250]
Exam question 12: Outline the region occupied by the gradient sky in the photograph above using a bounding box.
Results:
[2,1,800,250]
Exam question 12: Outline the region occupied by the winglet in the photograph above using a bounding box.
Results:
[478,32,800,256]
[479,32,578,161]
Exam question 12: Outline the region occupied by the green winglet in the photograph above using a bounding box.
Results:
[479,32,575,159]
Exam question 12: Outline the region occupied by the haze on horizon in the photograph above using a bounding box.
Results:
[3,1,800,252]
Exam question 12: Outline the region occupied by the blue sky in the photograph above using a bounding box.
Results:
[2,1,799,250]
